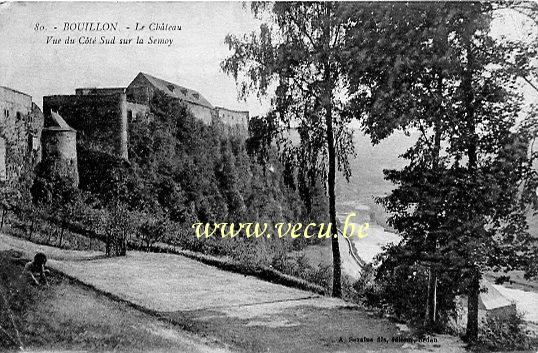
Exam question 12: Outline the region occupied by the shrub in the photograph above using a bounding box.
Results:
[476,312,533,352]
[138,216,170,250]
[364,243,462,330]
[271,252,332,288]
[103,203,140,256]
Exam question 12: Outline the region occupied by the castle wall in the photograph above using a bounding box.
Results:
[41,128,79,186]
[126,75,153,105]
[188,102,213,125]
[126,101,151,123]
[214,106,249,135]
[118,93,128,159]
[29,103,44,162]
[128,80,213,125]
[43,93,127,159]
[76,87,125,96]
[0,87,42,185]
[39,73,250,171]
[126,74,214,125]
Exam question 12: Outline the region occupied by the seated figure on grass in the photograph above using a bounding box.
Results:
[24,252,49,286]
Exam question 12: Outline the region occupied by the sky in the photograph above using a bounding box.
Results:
[0,2,268,114]
[0,2,536,119]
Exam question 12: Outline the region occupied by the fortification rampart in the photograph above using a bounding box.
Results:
[0,86,42,185]
[43,93,128,159]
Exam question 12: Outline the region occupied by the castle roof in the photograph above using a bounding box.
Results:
[44,111,76,132]
[137,72,214,109]
[0,86,31,97]
[214,106,249,115]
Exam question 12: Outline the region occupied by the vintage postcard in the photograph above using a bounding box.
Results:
[0,2,537,352]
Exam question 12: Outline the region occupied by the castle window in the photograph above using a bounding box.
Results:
[16,112,22,121]
[0,137,6,181]
[167,84,175,92]
[127,110,133,121]
[3,109,9,119]
[180,88,188,96]
[192,93,200,100]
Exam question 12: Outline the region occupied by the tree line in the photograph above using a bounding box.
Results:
[222,1,538,343]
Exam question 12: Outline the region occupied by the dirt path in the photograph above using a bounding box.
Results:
[1,233,465,353]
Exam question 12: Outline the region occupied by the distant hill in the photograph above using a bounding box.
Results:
[335,131,415,209]
[285,128,538,233]
[286,128,414,206]
[285,127,415,225]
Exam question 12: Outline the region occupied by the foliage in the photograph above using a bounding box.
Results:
[124,90,311,263]
[0,184,23,229]
[222,1,360,298]
[271,251,332,289]
[138,216,170,250]
[341,1,537,338]
[476,312,533,352]
[102,203,140,256]
[367,244,462,328]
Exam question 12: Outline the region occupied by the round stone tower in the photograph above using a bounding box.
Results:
[41,111,78,187]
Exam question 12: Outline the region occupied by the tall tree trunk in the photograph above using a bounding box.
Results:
[47,226,52,244]
[106,234,111,256]
[327,98,341,298]
[425,74,444,328]
[466,267,480,341]
[425,265,437,326]
[59,224,64,248]
[1,208,6,229]
[323,3,341,298]
[463,29,480,342]
[29,218,35,241]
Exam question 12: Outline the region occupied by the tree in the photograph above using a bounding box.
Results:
[0,184,21,229]
[245,114,278,169]
[448,6,535,340]
[138,215,169,251]
[215,140,247,223]
[222,1,356,298]
[344,2,537,341]
[342,3,458,326]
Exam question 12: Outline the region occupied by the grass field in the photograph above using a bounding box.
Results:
[0,244,463,353]
[0,252,228,352]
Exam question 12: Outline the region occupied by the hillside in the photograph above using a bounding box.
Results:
[335,131,415,211]
[333,129,538,237]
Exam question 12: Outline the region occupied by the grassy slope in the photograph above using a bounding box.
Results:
[0,253,227,352]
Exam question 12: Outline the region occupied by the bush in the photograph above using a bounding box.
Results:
[363,243,462,331]
[103,203,140,256]
[476,312,533,352]
[138,216,170,250]
[271,252,332,288]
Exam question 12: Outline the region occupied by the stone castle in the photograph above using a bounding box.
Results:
[0,86,43,186]
[0,73,249,188]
